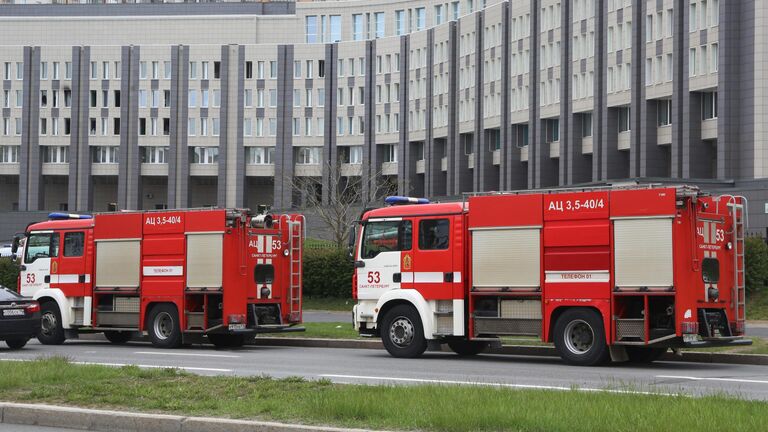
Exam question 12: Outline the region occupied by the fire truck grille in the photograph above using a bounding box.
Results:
[436,316,453,334]
[474,318,541,337]
[114,297,140,313]
[616,319,645,340]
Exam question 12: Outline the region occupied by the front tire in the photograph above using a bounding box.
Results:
[626,347,667,363]
[447,340,488,356]
[5,338,29,350]
[147,304,182,349]
[104,331,133,345]
[380,304,428,358]
[553,308,609,366]
[208,334,245,349]
[38,302,66,345]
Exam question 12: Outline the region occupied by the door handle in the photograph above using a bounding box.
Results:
[354,260,366,268]
[44,275,51,284]
[444,272,454,283]
[20,265,26,271]
[393,273,401,283]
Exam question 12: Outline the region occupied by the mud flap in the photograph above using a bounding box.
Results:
[609,345,629,362]
[427,340,443,351]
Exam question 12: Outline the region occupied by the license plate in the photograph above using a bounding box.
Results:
[683,333,699,343]
[228,323,245,331]
[2,309,24,317]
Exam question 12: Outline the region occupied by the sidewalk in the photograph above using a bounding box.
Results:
[0,402,391,432]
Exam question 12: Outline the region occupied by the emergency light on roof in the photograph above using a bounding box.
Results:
[384,196,430,206]
[48,212,93,220]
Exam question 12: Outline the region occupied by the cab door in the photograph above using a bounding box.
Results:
[411,216,455,300]
[51,231,89,298]
[19,231,59,298]
[356,218,413,301]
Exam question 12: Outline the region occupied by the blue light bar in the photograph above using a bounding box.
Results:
[48,212,93,220]
[384,196,430,206]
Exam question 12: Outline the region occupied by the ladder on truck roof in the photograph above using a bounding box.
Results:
[726,196,748,334]
[286,215,305,322]
[462,182,702,203]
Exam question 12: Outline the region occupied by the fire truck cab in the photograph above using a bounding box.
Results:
[14,208,304,348]
[352,186,750,365]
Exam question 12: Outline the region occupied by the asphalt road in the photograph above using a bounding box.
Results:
[1,339,767,402]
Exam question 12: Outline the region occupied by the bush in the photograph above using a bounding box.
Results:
[0,258,20,291]
[746,237,768,294]
[302,248,353,298]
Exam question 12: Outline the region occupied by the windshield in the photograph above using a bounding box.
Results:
[24,233,59,263]
[361,221,412,259]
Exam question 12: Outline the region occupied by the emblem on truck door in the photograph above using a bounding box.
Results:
[402,254,412,270]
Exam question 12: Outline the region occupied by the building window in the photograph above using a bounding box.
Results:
[330,15,342,43]
[189,62,197,79]
[0,145,19,163]
[43,146,69,164]
[353,14,365,41]
[345,145,363,164]
[192,147,218,164]
[395,10,406,35]
[657,100,672,126]
[702,92,718,120]
[247,147,274,165]
[582,114,593,138]
[293,60,302,79]
[375,12,385,38]
[384,144,398,162]
[141,146,168,164]
[92,146,119,164]
[415,8,426,31]
[270,61,278,79]
[296,147,320,165]
[306,16,318,43]
[618,107,631,132]
[245,61,253,79]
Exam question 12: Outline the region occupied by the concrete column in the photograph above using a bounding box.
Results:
[560,0,572,186]
[362,40,377,200]
[670,0,686,178]
[217,44,245,208]
[117,45,140,210]
[527,0,539,188]
[473,11,491,192]
[273,45,294,210]
[592,0,606,182]
[19,46,42,211]
[446,21,459,195]
[321,43,338,204]
[629,0,644,178]
[717,0,745,179]
[424,28,438,197]
[168,45,190,209]
[397,36,414,196]
[71,46,92,212]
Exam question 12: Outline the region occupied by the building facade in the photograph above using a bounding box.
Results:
[1,0,767,232]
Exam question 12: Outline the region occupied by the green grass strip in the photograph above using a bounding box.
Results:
[0,358,766,432]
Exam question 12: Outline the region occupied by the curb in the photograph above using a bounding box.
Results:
[0,402,391,432]
[253,337,768,365]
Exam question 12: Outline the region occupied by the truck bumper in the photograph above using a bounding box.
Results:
[679,337,753,349]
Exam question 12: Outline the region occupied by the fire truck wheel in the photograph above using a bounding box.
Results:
[5,338,29,350]
[38,302,66,345]
[208,334,246,349]
[625,347,667,363]
[147,304,182,348]
[553,308,609,366]
[380,304,428,358]
[104,331,132,344]
[447,340,488,356]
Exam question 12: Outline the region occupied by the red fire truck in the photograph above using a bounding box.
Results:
[352,185,751,366]
[13,208,304,348]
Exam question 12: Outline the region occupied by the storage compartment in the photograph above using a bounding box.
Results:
[500,299,541,319]
[187,312,205,329]
[613,218,673,290]
[96,311,139,327]
[187,233,223,289]
[471,228,540,290]
[95,240,140,288]
[474,317,542,337]
[616,319,645,340]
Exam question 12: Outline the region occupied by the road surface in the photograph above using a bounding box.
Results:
[1,339,767,401]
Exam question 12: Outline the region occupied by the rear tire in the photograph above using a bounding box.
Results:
[380,304,428,358]
[447,340,488,356]
[553,308,609,366]
[208,334,245,349]
[104,331,133,345]
[38,302,66,345]
[5,338,29,350]
[147,304,182,349]
[626,347,667,363]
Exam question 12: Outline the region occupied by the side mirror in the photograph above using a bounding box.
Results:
[347,225,357,261]
[11,233,23,254]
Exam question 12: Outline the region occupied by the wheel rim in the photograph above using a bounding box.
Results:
[153,312,174,340]
[389,316,415,347]
[40,312,57,337]
[563,319,594,355]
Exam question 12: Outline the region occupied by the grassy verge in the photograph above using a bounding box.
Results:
[1,358,766,432]
[302,297,354,312]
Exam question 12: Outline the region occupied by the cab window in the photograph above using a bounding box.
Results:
[702,258,720,283]
[64,232,85,257]
[361,221,412,258]
[24,233,59,263]
[419,219,450,250]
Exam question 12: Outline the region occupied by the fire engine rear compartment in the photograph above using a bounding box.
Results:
[89,209,303,345]
[465,187,748,351]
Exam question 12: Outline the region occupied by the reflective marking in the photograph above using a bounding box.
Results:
[320,374,679,396]
[656,375,768,385]
[545,270,610,283]
[134,351,240,359]
[49,274,91,284]
[142,266,183,276]
[401,272,444,283]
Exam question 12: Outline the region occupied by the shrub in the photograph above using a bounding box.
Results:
[0,258,20,291]
[746,237,768,294]
[302,248,353,298]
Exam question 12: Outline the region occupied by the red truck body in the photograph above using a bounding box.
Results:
[17,208,304,348]
[352,185,750,365]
